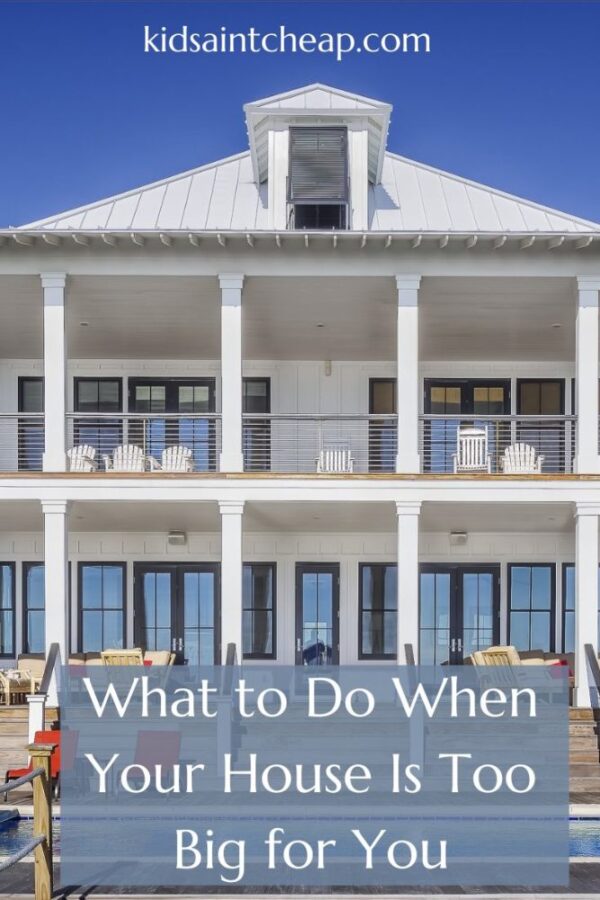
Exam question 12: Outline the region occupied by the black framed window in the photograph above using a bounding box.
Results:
[243,378,271,471]
[78,563,126,652]
[369,378,397,472]
[18,377,44,471]
[562,563,600,652]
[74,378,123,460]
[508,564,555,652]
[243,563,275,659]
[0,564,15,657]
[23,563,45,653]
[359,563,397,659]
[517,379,565,472]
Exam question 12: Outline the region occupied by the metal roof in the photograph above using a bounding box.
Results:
[20,148,600,236]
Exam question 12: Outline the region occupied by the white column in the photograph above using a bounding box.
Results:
[347,120,369,231]
[396,501,421,663]
[41,273,67,472]
[219,274,244,472]
[219,500,244,663]
[42,500,70,707]
[575,504,599,708]
[575,277,600,473]
[395,275,421,473]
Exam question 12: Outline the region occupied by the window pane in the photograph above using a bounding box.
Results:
[82,610,103,652]
[510,611,530,650]
[98,381,121,411]
[20,379,44,413]
[540,382,562,415]
[564,611,575,654]
[26,565,45,610]
[519,382,540,415]
[511,567,531,610]
[243,610,272,656]
[103,566,124,609]
[27,610,45,653]
[76,381,99,412]
[531,611,551,651]
[371,381,395,414]
[420,574,435,627]
[103,612,124,649]
[531,567,552,610]
[564,565,575,612]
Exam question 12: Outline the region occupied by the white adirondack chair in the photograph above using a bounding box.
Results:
[501,442,544,474]
[453,426,491,474]
[102,444,145,472]
[67,444,97,472]
[316,443,354,474]
[148,445,194,473]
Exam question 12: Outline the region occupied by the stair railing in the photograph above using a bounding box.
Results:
[0,742,56,899]
[584,643,600,706]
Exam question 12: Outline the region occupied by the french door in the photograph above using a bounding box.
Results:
[419,564,500,665]
[517,379,565,473]
[129,379,216,471]
[423,379,510,473]
[295,564,339,665]
[134,563,220,665]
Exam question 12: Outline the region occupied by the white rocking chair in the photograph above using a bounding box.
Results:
[453,426,491,474]
[148,445,194,473]
[501,442,543,474]
[67,444,97,472]
[102,444,146,472]
[316,443,354,474]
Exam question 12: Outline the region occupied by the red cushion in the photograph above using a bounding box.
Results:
[6,765,32,779]
[143,660,153,667]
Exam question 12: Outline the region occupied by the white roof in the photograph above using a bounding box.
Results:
[21,148,600,235]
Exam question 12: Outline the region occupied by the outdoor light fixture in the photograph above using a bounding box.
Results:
[449,532,468,546]
[168,531,187,547]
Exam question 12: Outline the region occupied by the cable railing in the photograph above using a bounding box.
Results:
[242,413,398,473]
[0,413,45,472]
[66,412,221,472]
[419,414,576,474]
[1,744,56,899]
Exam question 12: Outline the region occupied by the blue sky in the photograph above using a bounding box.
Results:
[1,1,599,227]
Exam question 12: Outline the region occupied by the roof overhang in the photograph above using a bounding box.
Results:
[244,84,392,185]
[2,230,599,253]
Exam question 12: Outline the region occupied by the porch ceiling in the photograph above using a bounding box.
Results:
[0,274,577,362]
[420,501,574,533]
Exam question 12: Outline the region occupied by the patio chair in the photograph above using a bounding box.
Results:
[453,426,491,474]
[101,648,144,666]
[148,445,194,473]
[316,442,354,474]
[67,444,97,472]
[0,653,46,705]
[102,444,145,472]
[501,442,544,474]
[4,728,64,800]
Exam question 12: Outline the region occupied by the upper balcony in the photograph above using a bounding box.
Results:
[0,272,594,477]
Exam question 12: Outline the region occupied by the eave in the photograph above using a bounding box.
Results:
[1,230,599,252]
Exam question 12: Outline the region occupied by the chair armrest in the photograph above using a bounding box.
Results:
[147,456,161,471]
[101,454,112,470]
[537,455,545,472]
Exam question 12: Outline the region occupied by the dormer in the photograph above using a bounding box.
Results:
[244,84,392,231]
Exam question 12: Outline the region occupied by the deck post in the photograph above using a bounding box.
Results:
[575,505,600,707]
[28,742,54,900]
[219,500,244,663]
[219,273,244,472]
[40,273,67,472]
[396,501,421,663]
[27,693,46,743]
[575,277,600,474]
[42,500,69,706]
[395,275,421,474]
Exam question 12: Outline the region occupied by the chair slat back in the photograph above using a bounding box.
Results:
[162,445,193,472]
[318,447,353,473]
[112,445,145,472]
[456,427,488,470]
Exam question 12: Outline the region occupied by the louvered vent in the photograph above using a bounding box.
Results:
[288,127,348,202]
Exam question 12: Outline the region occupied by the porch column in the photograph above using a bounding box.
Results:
[396,501,421,663]
[219,274,244,472]
[575,277,600,473]
[575,504,599,708]
[395,275,421,473]
[42,500,70,706]
[41,273,67,472]
[219,500,244,663]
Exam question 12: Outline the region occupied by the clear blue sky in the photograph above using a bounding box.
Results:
[1,1,599,227]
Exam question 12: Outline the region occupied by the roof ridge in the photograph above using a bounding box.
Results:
[19,150,251,229]
[385,150,600,230]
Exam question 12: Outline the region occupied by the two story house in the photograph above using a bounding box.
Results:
[1,83,600,705]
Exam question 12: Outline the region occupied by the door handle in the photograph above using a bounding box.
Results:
[178,638,184,651]
[171,637,177,652]
[457,638,463,654]
[296,638,302,653]
[450,638,456,652]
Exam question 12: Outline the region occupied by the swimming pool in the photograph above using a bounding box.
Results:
[2,816,600,860]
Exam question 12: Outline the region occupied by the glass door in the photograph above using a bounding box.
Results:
[134,563,220,664]
[18,377,44,471]
[424,380,510,472]
[243,378,271,471]
[369,379,396,472]
[295,564,339,665]
[419,564,499,664]
[129,379,216,471]
[517,380,564,473]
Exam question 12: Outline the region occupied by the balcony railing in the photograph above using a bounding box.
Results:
[67,413,221,472]
[242,414,397,474]
[419,414,576,474]
[0,413,45,472]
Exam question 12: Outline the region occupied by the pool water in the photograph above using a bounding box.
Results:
[2,817,600,860]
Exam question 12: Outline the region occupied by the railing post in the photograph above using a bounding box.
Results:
[27,694,46,743]
[28,743,54,900]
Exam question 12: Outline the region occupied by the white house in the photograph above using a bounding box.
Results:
[1,83,600,705]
